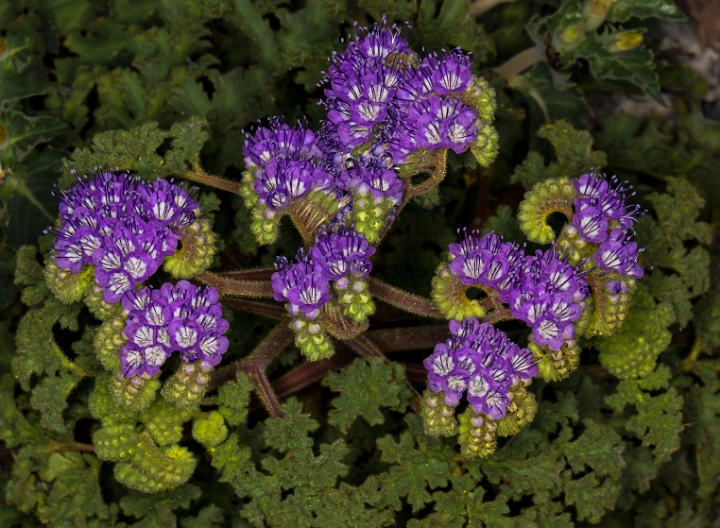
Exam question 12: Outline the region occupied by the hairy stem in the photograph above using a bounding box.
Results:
[469,0,516,18]
[181,171,242,194]
[246,365,284,417]
[493,46,543,83]
[51,442,95,453]
[216,268,275,280]
[221,298,286,320]
[196,271,274,298]
[368,277,444,319]
[209,323,294,392]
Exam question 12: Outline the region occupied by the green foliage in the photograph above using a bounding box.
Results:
[1,0,718,525]
[323,357,412,433]
[636,177,712,328]
[605,365,684,464]
[594,284,674,379]
[512,119,607,189]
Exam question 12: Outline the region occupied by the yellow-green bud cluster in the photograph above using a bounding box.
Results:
[163,218,218,279]
[346,195,395,244]
[88,372,138,426]
[114,434,196,493]
[94,316,126,371]
[239,169,281,245]
[532,341,581,382]
[462,77,499,168]
[192,411,229,447]
[84,284,122,321]
[161,362,212,408]
[517,178,576,244]
[334,274,375,323]
[496,382,538,437]
[93,423,137,462]
[111,371,161,412]
[140,398,193,446]
[291,314,334,361]
[458,408,498,459]
[421,390,458,437]
[44,259,93,304]
[431,264,486,321]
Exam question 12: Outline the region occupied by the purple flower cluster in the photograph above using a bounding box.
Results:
[52,171,198,303]
[271,226,375,318]
[243,120,331,211]
[507,249,588,351]
[447,230,588,351]
[571,173,643,278]
[322,25,479,166]
[119,281,229,378]
[424,318,538,419]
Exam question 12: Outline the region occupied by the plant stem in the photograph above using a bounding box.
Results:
[368,277,444,319]
[50,442,95,453]
[493,46,543,83]
[221,298,286,320]
[208,323,294,392]
[181,171,242,194]
[246,365,284,418]
[216,268,275,280]
[469,0,516,18]
[196,270,274,298]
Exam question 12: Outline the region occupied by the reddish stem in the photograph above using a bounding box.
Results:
[209,323,294,392]
[196,271,274,298]
[221,298,285,320]
[368,277,444,319]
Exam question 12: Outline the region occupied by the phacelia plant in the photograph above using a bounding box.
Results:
[4,1,717,526]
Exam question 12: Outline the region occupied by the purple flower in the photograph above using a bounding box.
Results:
[118,282,230,377]
[424,317,536,419]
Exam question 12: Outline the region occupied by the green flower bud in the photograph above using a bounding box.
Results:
[93,423,138,462]
[496,383,538,437]
[421,390,458,437]
[164,217,218,279]
[334,274,375,323]
[44,260,93,304]
[140,398,193,446]
[346,195,395,244]
[517,178,576,244]
[94,316,126,371]
[111,370,161,412]
[192,411,229,447]
[161,362,212,409]
[458,408,497,459]
[533,341,581,382]
[431,264,486,321]
[88,372,138,425]
[84,284,123,321]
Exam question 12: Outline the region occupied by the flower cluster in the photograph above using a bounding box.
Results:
[423,317,538,419]
[508,249,588,351]
[119,281,229,378]
[322,27,478,165]
[52,171,198,303]
[243,119,331,212]
[241,22,486,246]
[271,225,375,318]
[571,173,643,278]
[446,230,588,351]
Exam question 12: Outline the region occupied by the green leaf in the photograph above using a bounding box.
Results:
[579,38,663,104]
[607,0,685,23]
[63,118,209,184]
[594,284,674,379]
[120,484,201,527]
[323,357,411,434]
[605,365,684,463]
[216,372,254,427]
